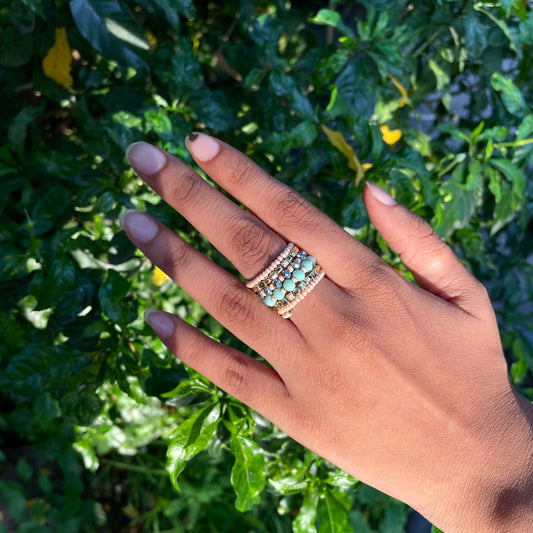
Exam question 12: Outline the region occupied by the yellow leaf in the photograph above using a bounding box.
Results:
[362,162,373,170]
[152,266,170,287]
[321,125,365,185]
[42,28,73,89]
[387,72,408,108]
[380,124,402,146]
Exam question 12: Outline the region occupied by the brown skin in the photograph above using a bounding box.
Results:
[121,134,533,531]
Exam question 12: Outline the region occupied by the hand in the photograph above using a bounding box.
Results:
[120,133,533,532]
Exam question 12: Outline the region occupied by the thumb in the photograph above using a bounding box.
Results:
[363,182,489,317]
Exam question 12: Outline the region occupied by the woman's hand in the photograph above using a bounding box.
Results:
[120,133,533,532]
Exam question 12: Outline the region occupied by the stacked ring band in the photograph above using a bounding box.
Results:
[246,243,324,319]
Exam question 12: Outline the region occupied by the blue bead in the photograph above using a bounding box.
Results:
[273,288,285,301]
[273,279,282,289]
[283,279,296,291]
[263,296,276,307]
[282,269,291,279]
[264,287,272,296]
[281,259,290,267]
[297,250,307,259]
[301,260,312,272]
[292,269,305,281]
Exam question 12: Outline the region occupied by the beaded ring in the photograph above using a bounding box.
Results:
[246,243,324,319]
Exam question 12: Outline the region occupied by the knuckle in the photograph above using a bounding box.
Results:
[170,169,203,205]
[273,189,318,231]
[182,338,204,361]
[227,157,263,188]
[216,282,252,322]
[229,216,270,269]
[223,353,250,393]
[159,240,191,274]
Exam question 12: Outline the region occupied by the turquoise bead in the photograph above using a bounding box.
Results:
[283,279,296,291]
[273,288,285,301]
[263,296,276,307]
[301,260,313,272]
[292,269,305,281]
[307,256,316,266]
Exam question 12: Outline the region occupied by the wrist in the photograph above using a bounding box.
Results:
[447,390,533,532]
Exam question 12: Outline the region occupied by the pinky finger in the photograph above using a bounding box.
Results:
[144,309,290,418]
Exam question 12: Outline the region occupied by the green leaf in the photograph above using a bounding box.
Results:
[519,11,533,45]
[16,458,32,482]
[331,60,376,121]
[0,481,26,522]
[491,72,528,117]
[463,11,487,58]
[269,475,308,495]
[230,435,266,511]
[175,0,196,19]
[22,0,45,18]
[166,403,221,490]
[317,487,351,533]
[309,9,355,41]
[428,58,450,91]
[267,121,318,153]
[491,182,518,235]
[8,104,45,158]
[4,345,87,396]
[433,163,478,237]
[98,270,130,323]
[293,490,319,533]
[489,158,525,197]
[70,0,148,68]
[0,27,33,66]
[269,69,315,122]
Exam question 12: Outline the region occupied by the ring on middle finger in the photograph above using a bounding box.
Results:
[247,243,324,318]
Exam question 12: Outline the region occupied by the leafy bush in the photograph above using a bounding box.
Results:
[1,0,532,531]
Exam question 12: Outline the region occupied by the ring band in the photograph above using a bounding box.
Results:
[246,243,324,318]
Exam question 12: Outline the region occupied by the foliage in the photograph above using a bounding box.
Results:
[1,0,532,531]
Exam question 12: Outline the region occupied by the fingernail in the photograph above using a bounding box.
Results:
[126,142,167,175]
[366,182,397,206]
[185,132,220,162]
[120,209,158,243]
[145,308,175,338]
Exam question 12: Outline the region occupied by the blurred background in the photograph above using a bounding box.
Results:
[1,0,532,531]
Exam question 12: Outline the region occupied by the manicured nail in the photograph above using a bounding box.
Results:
[366,182,397,206]
[126,142,167,175]
[144,308,175,338]
[185,132,220,162]
[119,209,158,243]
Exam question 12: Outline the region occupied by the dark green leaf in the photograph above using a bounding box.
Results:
[269,70,315,122]
[230,435,266,511]
[7,104,45,157]
[70,0,148,68]
[331,60,376,121]
[463,11,487,58]
[16,458,32,482]
[98,270,130,323]
[4,345,87,396]
[0,27,33,66]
